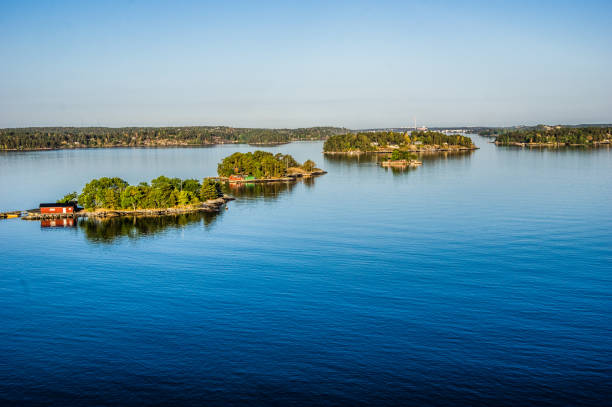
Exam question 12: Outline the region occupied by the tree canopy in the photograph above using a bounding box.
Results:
[388,150,418,161]
[217,151,317,178]
[57,192,78,204]
[72,176,223,210]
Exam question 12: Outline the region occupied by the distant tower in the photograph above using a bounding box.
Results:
[414,117,417,131]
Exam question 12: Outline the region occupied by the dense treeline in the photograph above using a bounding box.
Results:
[323,131,474,152]
[411,131,474,147]
[478,128,505,137]
[0,126,347,150]
[60,176,223,210]
[492,126,612,145]
[217,151,317,178]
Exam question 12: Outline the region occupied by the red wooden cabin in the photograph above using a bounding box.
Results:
[39,202,77,214]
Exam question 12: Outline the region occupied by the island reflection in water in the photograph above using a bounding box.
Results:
[38,180,312,243]
[78,212,220,243]
[41,218,76,228]
[323,150,475,174]
[223,176,317,201]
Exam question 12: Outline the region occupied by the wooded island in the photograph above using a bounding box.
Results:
[217,151,324,181]
[323,131,476,153]
[486,126,612,146]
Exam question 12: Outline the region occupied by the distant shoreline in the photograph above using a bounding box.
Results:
[0,142,234,152]
[0,139,337,152]
[0,126,346,151]
[495,141,611,147]
[0,140,303,152]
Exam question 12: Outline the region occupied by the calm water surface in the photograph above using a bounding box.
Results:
[1,138,611,406]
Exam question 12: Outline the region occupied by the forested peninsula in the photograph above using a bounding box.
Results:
[484,126,612,147]
[323,131,476,153]
[0,126,347,151]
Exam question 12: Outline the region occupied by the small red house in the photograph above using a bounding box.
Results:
[39,202,77,214]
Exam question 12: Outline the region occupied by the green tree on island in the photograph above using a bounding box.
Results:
[57,192,78,204]
[200,179,222,201]
[302,160,316,172]
[389,150,417,161]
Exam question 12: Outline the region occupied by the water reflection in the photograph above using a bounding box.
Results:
[222,177,316,200]
[78,212,219,244]
[417,150,475,163]
[41,218,76,228]
[323,152,379,166]
[323,150,475,171]
[381,165,419,175]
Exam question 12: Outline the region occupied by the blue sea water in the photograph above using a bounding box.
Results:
[0,137,611,406]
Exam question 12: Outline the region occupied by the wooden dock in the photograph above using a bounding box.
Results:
[0,211,22,219]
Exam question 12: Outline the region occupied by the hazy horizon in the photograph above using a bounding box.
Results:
[2,122,612,130]
[2,0,611,128]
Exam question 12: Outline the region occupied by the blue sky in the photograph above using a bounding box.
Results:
[1,0,611,128]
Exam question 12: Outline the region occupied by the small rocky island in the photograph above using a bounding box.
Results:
[215,151,326,182]
[323,130,476,154]
[23,176,233,220]
[380,150,422,168]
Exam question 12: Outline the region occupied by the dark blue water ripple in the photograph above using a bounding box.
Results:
[0,139,611,405]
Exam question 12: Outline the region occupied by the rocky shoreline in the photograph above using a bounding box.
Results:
[495,140,611,147]
[22,196,234,220]
[324,146,477,154]
[215,170,327,183]
[380,160,423,167]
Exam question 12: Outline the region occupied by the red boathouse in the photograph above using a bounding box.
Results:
[39,202,78,214]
